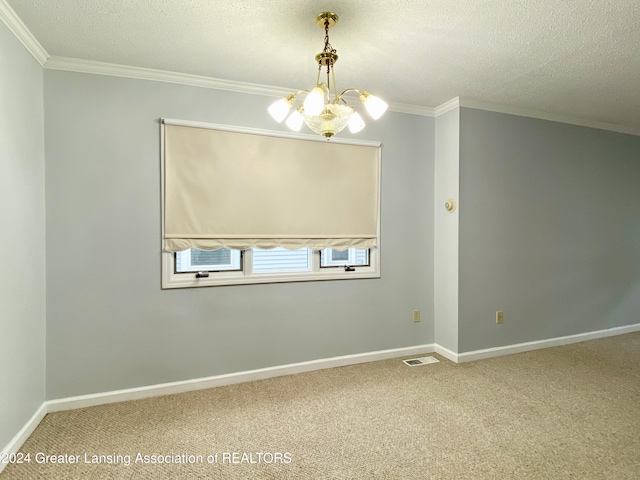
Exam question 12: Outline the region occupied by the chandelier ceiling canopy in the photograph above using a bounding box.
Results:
[268,12,388,139]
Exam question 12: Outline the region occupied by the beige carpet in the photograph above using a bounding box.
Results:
[2,332,639,479]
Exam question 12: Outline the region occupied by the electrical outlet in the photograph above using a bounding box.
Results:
[496,311,504,324]
[413,310,421,323]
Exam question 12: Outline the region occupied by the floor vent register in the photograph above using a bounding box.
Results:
[403,356,440,366]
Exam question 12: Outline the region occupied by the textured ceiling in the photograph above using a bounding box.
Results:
[6,0,640,132]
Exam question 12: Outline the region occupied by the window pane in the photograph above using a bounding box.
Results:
[331,249,349,261]
[321,248,370,267]
[191,248,230,266]
[354,248,369,266]
[252,247,311,273]
[176,248,240,272]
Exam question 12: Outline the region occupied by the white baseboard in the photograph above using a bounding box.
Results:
[47,344,436,413]
[434,344,459,363]
[2,344,434,471]
[0,402,47,474]
[457,322,640,363]
[4,324,639,471]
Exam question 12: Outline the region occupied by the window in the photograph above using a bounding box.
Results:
[166,246,376,288]
[161,120,380,288]
[176,247,368,274]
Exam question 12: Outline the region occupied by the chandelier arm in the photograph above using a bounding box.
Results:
[286,89,312,100]
[331,64,338,100]
[339,88,363,97]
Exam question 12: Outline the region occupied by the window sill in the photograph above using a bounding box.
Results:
[161,268,380,289]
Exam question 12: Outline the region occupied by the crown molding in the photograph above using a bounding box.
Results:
[432,96,640,136]
[387,102,435,117]
[434,97,461,116]
[456,97,640,137]
[0,0,48,65]
[44,56,435,117]
[39,55,640,135]
[44,56,291,97]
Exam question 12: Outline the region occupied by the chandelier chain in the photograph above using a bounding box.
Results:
[323,19,336,55]
[322,19,337,78]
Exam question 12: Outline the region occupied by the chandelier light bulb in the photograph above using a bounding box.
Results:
[347,111,366,133]
[361,93,388,120]
[304,86,325,116]
[285,108,304,131]
[268,96,294,123]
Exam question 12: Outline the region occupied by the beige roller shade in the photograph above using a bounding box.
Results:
[163,123,380,252]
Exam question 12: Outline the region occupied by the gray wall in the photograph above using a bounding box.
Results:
[458,108,640,352]
[0,23,46,447]
[44,71,435,399]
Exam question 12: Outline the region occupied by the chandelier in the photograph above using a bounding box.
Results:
[268,12,388,138]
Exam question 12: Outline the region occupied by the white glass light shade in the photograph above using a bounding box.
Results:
[285,109,304,131]
[303,86,325,116]
[268,97,294,123]
[302,103,354,138]
[361,93,388,120]
[347,111,366,133]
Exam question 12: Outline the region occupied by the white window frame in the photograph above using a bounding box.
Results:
[161,120,381,289]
